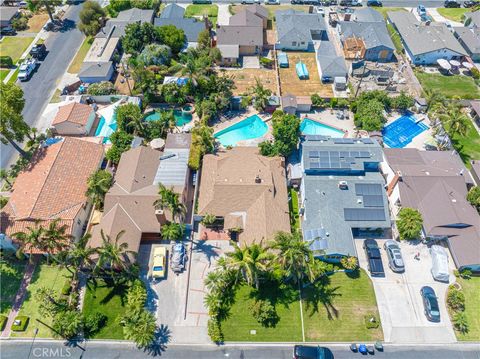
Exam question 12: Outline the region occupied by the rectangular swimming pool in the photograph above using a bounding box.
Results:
[382,115,428,148]
[214,115,268,147]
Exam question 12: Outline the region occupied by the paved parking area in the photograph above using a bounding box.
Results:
[139,240,231,344]
[356,239,457,344]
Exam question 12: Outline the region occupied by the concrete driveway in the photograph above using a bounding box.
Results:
[356,239,457,344]
[139,240,230,344]
[217,4,231,26]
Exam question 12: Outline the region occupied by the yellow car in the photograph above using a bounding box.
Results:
[152,246,167,279]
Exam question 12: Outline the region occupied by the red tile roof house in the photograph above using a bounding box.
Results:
[0,137,104,255]
[51,102,97,136]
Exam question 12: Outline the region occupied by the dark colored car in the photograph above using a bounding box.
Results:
[293,345,334,359]
[30,43,47,59]
[363,239,385,277]
[0,26,16,36]
[170,243,187,274]
[464,1,479,7]
[444,0,460,7]
[367,0,382,6]
[420,286,441,322]
[384,240,405,273]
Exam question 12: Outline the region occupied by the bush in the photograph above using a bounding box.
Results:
[188,143,202,170]
[207,318,223,344]
[453,311,469,334]
[364,313,380,329]
[259,57,273,68]
[84,312,107,337]
[459,269,472,279]
[61,280,72,296]
[0,56,13,68]
[249,299,279,327]
[0,315,7,331]
[340,256,358,270]
[471,67,480,80]
[447,286,465,312]
[11,316,29,332]
[12,16,28,31]
[87,81,116,96]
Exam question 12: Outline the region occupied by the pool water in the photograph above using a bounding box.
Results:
[214,115,268,146]
[300,118,344,137]
[144,110,192,126]
[95,115,117,144]
[382,115,428,148]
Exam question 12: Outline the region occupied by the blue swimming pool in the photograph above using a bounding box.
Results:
[144,109,192,126]
[214,115,268,146]
[95,115,117,144]
[300,118,345,137]
[382,115,429,148]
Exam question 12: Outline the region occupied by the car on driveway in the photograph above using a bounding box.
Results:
[417,4,426,16]
[384,240,405,273]
[420,286,441,322]
[152,246,167,280]
[293,345,334,359]
[464,0,479,7]
[363,239,385,277]
[367,0,382,6]
[170,243,187,274]
[444,0,460,7]
[30,44,47,60]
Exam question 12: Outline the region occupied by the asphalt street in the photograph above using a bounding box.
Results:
[0,3,85,171]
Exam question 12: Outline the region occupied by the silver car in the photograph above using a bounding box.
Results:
[384,240,405,272]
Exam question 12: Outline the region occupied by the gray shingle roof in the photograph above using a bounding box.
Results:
[388,11,467,56]
[116,8,154,23]
[160,3,185,19]
[0,6,18,22]
[229,9,263,27]
[453,26,480,56]
[216,25,263,46]
[355,7,384,23]
[340,21,395,51]
[78,62,113,78]
[155,17,205,43]
[317,41,348,79]
[276,9,327,45]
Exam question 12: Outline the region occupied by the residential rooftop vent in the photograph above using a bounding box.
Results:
[255,175,261,184]
[338,181,348,190]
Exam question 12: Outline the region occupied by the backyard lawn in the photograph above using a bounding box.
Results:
[223,68,277,96]
[454,277,480,341]
[13,264,70,338]
[289,188,301,232]
[0,36,35,64]
[437,8,468,23]
[0,257,26,315]
[446,117,480,166]
[82,279,128,339]
[387,23,404,53]
[415,72,480,100]
[68,36,93,74]
[185,4,218,26]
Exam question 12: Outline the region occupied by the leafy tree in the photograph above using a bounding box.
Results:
[156,25,186,54]
[197,29,211,49]
[250,78,272,111]
[153,183,186,223]
[340,256,358,270]
[161,222,185,241]
[106,0,132,17]
[87,81,116,95]
[260,111,300,157]
[52,309,84,339]
[467,186,480,209]
[0,83,29,156]
[161,83,186,105]
[131,65,158,101]
[249,299,278,327]
[122,22,158,55]
[116,103,143,135]
[95,230,136,279]
[12,221,45,263]
[144,110,175,140]
[106,130,133,165]
[79,1,106,36]
[138,44,171,66]
[311,94,326,108]
[258,140,277,157]
[0,196,7,209]
[396,207,423,240]
[0,169,12,188]
[353,98,386,131]
[392,91,414,111]
[27,0,62,22]
[86,169,113,209]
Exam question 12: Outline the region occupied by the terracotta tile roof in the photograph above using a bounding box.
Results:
[198,147,290,245]
[52,102,94,126]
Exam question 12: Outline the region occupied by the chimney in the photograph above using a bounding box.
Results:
[255,175,261,184]
[387,171,402,197]
[155,209,166,224]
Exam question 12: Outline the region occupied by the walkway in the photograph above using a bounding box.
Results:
[0,256,39,338]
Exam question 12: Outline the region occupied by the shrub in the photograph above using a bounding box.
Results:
[61,280,72,296]
[447,286,465,312]
[201,213,217,227]
[311,94,325,108]
[188,143,202,170]
[87,81,116,96]
[11,316,29,332]
[259,57,273,68]
[0,315,7,331]
[471,67,480,80]
[207,318,223,344]
[459,269,472,279]
[84,312,107,337]
[364,313,380,329]
[12,16,28,31]
[249,299,279,327]
[0,56,13,68]
[340,256,358,270]
[453,312,469,334]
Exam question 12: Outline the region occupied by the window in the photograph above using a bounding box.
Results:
[292,41,297,46]
[301,42,305,45]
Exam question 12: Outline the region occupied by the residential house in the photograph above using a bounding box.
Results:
[282,94,312,114]
[470,100,480,127]
[387,11,466,65]
[79,62,115,84]
[465,11,480,29]
[338,8,395,62]
[316,40,348,83]
[382,148,480,272]
[0,6,18,28]
[298,136,391,262]
[88,133,192,256]
[52,102,96,136]
[275,9,327,51]
[0,137,104,254]
[197,147,290,245]
[453,26,480,62]
[154,3,207,48]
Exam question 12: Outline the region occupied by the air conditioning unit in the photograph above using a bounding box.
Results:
[338,181,348,190]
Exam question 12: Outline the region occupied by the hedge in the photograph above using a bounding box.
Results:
[61,280,72,296]
[11,315,29,332]
[0,56,13,68]
[0,315,7,331]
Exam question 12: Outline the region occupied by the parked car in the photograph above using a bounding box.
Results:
[383,240,405,273]
[293,345,334,359]
[430,245,450,282]
[265,0,280,4]
[30,43,47,60]
[0,26,16,36]
[420,286,441,322]
[242,0,260,4]
[152,246,167,280]
[363,239,385,277]
[417,4,426,16]
[18,58,37,81]
[464,0,479,7]
[192,0,212,3]
[444,0,460,7]
[367,0,382,6]
[170,243,187,274]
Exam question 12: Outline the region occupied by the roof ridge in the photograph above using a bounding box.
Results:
[118,203,142,232]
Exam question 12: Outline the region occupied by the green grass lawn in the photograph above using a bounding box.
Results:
[0,69,10,82]
[0,257,27,315]
[68,36,93,74]
[446,118,480,167]
[437,8,468,22]
[454,277,480,341]
[387,23,404,53]
[222,283,303,341]
[372,6,406,19]
[0,37,35,64]
[13,264,70,338]
[82,279,129,339]
[302,270,383,342]
[289,188,300,232]
[185,4,218,26]
[7,67,19,84]
[416,72,480,100]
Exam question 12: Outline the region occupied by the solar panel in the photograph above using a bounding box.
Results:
[344,208,386,221]
[363,195,384,207]
[330,151,339,157]
[309,151,319,158]
[350,151,360,158]
[339,151,349,157]
[359,151,371,158]
[341,162,351,168]
[355,183,383,196]
[333,138,354,144]
[330,161,341,168]
[319,151,329,156]
[307,135,329,141]
[361,138,374,144]
[304,228,327,241]
[310,161,320,168]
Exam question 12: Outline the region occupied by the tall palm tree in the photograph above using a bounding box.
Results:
[153,183,186,223]
[95,230,136,280]
[54,233,96,281]
[156,109,176,138]
[127,115,146,137]
[435,103,470,138]
[42,219,71,264]
[12,221,45,263]
[86,169,113,210]
[250,78,272,112]
[423,88,445,111]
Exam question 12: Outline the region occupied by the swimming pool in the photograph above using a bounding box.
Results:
[382,115,428,148]
[95,115,117,144]
[214,115,268,146]
[144,110,192,126]
[300,118,345,137]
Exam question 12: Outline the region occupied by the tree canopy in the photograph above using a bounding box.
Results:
[78,1,106,36]
[467,186,480,210]
[396,207,423,240]
[115,103,143,133]
[353,98,386,131]
[0,82,29,152]
[138,44,172,66]
[156,25,186,54]
[122,22,158,55]
[259,110,300,157]
[106,130,133,165]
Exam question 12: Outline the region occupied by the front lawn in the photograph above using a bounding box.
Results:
[0,37,35,64]
[289,188,300,232]
[446,117,480,166]
[185,4,218,26]
[415,72,480,100]
[372,7,406,19]
[302,270,383,342]
[82,279,129,339]
[0,69,10,81]
[0,257,26,315]
[437,8,468,23]
[13,264,70,338]
[68,36,93,74]
[454,277,480,341]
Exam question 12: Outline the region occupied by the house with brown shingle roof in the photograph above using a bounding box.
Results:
[197,147,290,244]
[0,137,104,254]
[52,102,96,136]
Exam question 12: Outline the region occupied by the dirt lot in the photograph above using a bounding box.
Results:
[222,68,278,96]
[278,51,333,97]
[26,13,49,33]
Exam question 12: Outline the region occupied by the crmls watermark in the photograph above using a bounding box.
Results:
[32,348,72,358]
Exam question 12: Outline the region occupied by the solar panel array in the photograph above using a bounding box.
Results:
[344,208,386,221]
[363,195,384,207]
[355,183,382,196]
[308,149,372,170]
[304,228,327,241]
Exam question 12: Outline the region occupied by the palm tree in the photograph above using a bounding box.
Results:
[122,310,157,348]
[12,221,45,263]
[127,115,146,137]
[423,88,445,111]
[155,109,176,138]
[95,230,136,280]
[153,183,186,223]
[42,219,71,264]
[250,78,272,112]
[0,169,12,188]
[54,233,96,282]
[86,169,113,209]
[160,222,184,241]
